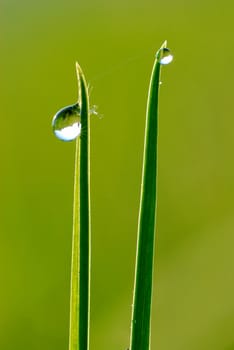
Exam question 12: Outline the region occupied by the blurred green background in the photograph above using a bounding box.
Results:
[1,0,234,349]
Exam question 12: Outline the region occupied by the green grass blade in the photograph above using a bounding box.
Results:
[129,41,169,350]
[69,63,91,350]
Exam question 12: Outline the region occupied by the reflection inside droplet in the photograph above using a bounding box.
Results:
[52,103,81,141]
[156,47,173,65]
[54,123,81,141]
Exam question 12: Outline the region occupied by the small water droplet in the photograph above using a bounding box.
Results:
[90,105,98,116]
[157,47,173,65]
[52,103,81,141]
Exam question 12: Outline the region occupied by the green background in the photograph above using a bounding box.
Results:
[1,0,234,349]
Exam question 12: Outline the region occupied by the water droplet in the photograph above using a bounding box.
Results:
[52,103,81,141]
[157,47,173,65]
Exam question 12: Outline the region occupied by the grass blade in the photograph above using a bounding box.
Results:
[129,41,171,350]
[69,63,91,350]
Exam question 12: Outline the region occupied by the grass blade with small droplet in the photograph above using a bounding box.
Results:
[69,63,91,350]
[129,41,171,350]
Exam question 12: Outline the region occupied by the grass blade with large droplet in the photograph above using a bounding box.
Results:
[69,63,91,350]
[129,41,173,350]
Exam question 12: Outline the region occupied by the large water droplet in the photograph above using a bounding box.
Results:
[157,47,173,65]
[52,103,81,141]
